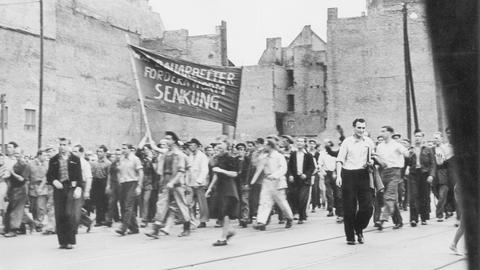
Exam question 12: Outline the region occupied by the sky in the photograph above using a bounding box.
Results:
[150,0,366,66]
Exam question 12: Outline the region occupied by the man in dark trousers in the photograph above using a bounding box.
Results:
[47,138,83,249]
[287,138,315,224]
[336,119,375,245]
[407,129,436,226]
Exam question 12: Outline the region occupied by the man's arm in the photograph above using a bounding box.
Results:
[10,166,25,182]
[269,154,287,179]
[212,167,238,178]
[305,154,316,177]
[428,148,437,178]
[167,153,185,187]
[197,154,209,185]
[83,162,93,197]
[206,173,218,197]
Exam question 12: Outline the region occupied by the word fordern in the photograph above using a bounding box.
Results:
[143,67,226,95]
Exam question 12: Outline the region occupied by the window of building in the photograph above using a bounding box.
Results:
[287,70,294,87]
[287,94,295,112]
[24,109,36,131]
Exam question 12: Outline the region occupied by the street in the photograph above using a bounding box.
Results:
[0,208,466,270]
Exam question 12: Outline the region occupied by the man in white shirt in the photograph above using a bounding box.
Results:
[318,144,343,222]
[72,145,93,232]
[251,140,293,230]
[373,126,410,230]
[186,138,209,228]
[336,118,375,245]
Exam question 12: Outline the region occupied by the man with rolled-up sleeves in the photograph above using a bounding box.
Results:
[336,119,374,245]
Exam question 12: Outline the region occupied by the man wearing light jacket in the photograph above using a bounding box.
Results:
[186,138,210,228]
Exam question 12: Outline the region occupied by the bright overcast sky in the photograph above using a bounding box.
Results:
[150,0,366,66]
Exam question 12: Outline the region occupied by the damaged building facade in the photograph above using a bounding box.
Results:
[0,0,444,152]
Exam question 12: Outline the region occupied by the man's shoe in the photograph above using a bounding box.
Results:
[449,243,460,255]
[212,240,227,246]
[115,229,126,236]
[327,211,334,217]
[198,222,207,228]
[376,221,384,231]
[64,244,74,249]
[35,222,43,233]
[285,219,293,229]
[145,224,161,239]
[3,231,17,238]
[214,220,223,228]
[42,230,55,235]
[178,223,191,237]
[393,223,403,230]
[127,230,139,235]
[140,221,148,228]
[421,221,428,225]
[410,221,417,227]
[253,223,266,231]
[357,233,364,244]
[298,220,304,224]
[94,223,103,227]
[311,208,316,213]
[86,222,92,233]
[278,220,285,224]
[336,217,344,223]
[347,240,356,245]
[102,222,112,228]
[226,231,236,241]
[178,230,190,237]
[437,218,444,222]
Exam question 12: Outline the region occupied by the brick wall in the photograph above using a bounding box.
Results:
[326,1,443,140]
[0,0,164,153]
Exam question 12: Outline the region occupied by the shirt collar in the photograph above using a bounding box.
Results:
[353,134,366,142]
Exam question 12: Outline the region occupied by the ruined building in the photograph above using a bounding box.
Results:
[237,25,328,140]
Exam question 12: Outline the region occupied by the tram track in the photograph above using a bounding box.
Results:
[166,224,464,270]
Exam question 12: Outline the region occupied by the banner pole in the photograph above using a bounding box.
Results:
[125,34,153,142]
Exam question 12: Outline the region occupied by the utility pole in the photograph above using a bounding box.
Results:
[402,2,420,140]
[220,21,231,138]
[1,94,5,155]
[38,0,44,149]
[402,3,413,140]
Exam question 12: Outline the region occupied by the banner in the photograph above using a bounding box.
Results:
[129,45,242,126]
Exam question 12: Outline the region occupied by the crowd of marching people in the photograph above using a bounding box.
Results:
[0,118,462,251]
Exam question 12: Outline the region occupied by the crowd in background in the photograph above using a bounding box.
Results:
[0,122,461,250]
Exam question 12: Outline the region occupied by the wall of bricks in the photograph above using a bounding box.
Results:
[0,0,164,153]
[326,0,444,141]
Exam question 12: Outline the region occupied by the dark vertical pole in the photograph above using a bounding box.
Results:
[38,0,44,149]
[1,94,5,154]
[409,67,419,129]
[403,3,419,130]
[220,21,230,137]
[402,3,412,141]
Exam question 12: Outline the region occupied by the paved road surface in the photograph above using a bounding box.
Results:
[0,209,467,270]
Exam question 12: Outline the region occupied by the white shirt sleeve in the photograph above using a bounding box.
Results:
[336,140,348,165]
